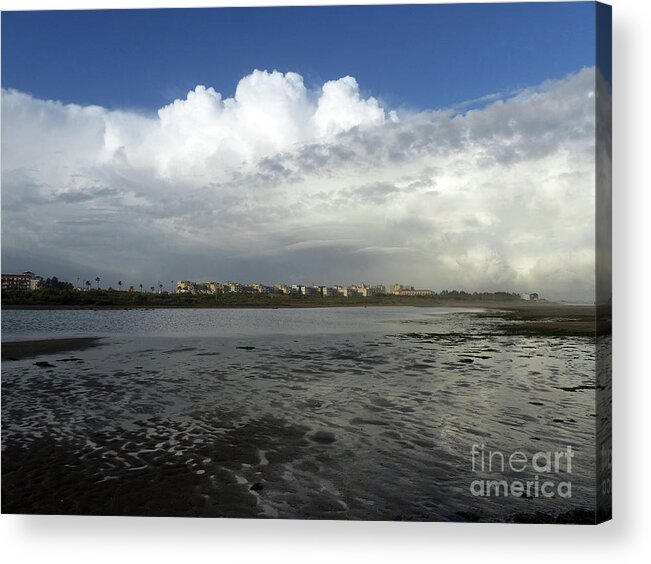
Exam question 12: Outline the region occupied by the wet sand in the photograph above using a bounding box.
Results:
[1,337,102,361]
[1,308,604,521]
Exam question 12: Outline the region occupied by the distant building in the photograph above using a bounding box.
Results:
[205,281,222,294]
[395,288,434,297]
[221,282,239,293]
[176,280,196,294]
[177,280,222,294]
[338,284,388,297]
[2,271,40,291]
[251,283,273,294]
[172,277,421,299]
[341,286,357,297]
[520,292,540,301]
[30,276,44,291]
[350,284,366,296]
[390,284,415,295]
[356,284,386,297]
[194,283,209,294]
[331,285,346,296]
[320,286,335,297]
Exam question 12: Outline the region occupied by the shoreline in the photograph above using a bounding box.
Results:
[1,300,595,311]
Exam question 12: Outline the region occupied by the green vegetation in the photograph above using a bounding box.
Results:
[40,276,74,290]
[1,288,523,308]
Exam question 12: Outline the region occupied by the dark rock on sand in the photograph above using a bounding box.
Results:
[351,417,390,426]
[250,482,264,491]
[309,430,337,444]
[303,398,324,408]
[2,337,101,361]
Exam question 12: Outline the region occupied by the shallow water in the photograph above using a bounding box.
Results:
[1,307,598,520]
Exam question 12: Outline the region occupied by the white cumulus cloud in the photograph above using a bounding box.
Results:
[1,67,606,301]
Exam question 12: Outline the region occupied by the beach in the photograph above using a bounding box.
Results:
[1,305,603,521]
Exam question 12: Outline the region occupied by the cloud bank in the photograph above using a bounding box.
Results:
[1,68,603,300]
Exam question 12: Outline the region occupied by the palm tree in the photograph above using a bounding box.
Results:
[150,286,155,293]
[158,282,163,293]
[118,280,122,291]
[85,280,91,291]
[95,276,100,290]
[139,284,143,292]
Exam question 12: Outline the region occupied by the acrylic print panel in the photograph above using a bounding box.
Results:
[1,2,612,523]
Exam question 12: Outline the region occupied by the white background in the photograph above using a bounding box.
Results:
[0,0,648,562]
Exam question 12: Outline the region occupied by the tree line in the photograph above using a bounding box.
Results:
[1,287,523,307]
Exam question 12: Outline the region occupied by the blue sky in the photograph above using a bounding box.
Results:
[2,2,597,112]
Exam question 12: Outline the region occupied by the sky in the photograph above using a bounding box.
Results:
[1,2,608,300]
[2,3,596,112]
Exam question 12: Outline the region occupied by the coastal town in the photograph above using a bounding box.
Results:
[176,280,435,298]
[1,270,541,301]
